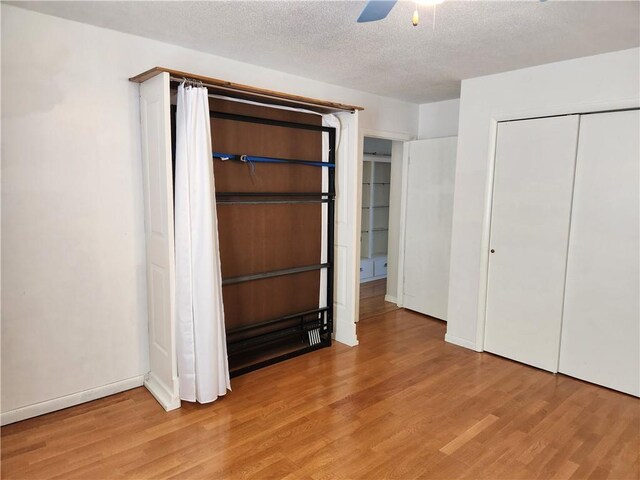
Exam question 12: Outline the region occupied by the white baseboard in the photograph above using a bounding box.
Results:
[444,333,480,352]
[333,332,359,347]
[144,373,181,411]
[384,294,397,304]
[333,321,359,347]
[1,375,145,426]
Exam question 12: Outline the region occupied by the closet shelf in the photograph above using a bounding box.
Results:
[132,66,363,113]
[361,147,391,265]
[369,155,392,161]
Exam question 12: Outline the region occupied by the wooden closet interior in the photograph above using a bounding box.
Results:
[165,75,350,376]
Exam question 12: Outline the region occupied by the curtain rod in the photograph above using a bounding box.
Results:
[170,75,355,114]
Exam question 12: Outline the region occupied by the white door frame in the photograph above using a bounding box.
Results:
[357,129,414,323]
[474,97,640,352]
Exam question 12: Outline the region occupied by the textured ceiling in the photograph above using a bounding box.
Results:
[9,0,640,103]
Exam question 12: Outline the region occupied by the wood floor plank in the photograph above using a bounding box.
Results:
[1,288,638,479]
[440,414,500,455]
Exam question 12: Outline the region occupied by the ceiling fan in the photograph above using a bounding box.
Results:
[357,0,445,26]
[357,0,546,26]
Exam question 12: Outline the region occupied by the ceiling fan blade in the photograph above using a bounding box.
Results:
[357,0,398,23]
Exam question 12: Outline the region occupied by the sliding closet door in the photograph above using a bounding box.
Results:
[402,137,457,320]
[484,116,579,372]
[559,110,639,396]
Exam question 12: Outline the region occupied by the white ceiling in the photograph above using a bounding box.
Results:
[10,0,640,103]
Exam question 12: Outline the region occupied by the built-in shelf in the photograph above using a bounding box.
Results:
[361,148,391,283]
[361,155,391,269]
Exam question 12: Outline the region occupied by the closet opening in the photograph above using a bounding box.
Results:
[169,82,337,377]
[358,135,405,322]
[133,68,362,409]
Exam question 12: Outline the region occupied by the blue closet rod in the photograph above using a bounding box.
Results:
[213,152,334,168]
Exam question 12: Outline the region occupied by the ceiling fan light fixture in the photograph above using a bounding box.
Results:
[356,0,445,25]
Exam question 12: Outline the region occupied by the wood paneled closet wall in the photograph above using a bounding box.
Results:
[204,97,329,375]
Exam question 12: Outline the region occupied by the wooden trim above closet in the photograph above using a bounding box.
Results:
[129,67,364,114]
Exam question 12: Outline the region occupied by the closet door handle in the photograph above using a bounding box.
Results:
[490,249,495,253]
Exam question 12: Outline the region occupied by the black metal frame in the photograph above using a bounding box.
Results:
[206,110,337,377]
[170,103,336,376]
[211,110,332,132]
[217,192,334,205]
[222,263,330,286]
[226,307,331,377]
[213,152,334,168]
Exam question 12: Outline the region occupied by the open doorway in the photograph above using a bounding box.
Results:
[357,135,407,321]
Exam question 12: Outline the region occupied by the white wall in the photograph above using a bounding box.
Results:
[398,98,457,306]
[363,137,392,156]
[385,140,405,302]
[446,48,640,351]
[418,99,460,139]
[0,4,419,422]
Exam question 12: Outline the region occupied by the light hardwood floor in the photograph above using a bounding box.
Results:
[359,279,399,320]
[2,288,638,479]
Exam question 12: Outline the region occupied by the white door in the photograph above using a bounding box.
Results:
[402,137,457,320]
[332,111,359,346]
[139,73,180,410]
[484,116,579,372]
[559,110,640,396]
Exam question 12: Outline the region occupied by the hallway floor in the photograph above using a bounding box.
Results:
[359,279,399,320]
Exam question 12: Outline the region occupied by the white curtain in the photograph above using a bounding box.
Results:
[174,83,230,403]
